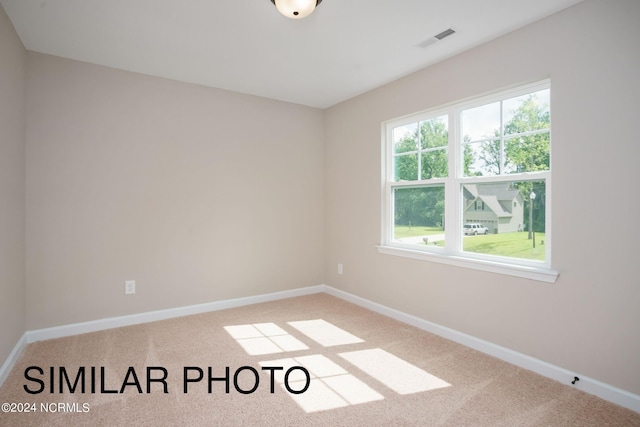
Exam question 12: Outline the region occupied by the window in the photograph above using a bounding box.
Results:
[380,80,557,282]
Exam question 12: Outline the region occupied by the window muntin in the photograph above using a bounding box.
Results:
[462,102,500,142]
[461,88,550,177]
[383,81,551,273]
[393,115,448,181]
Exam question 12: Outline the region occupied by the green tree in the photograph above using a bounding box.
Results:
[394,118,448,181]
[472,94,550,176]
[394,118,448,227]
[394,129,418,181]
[504,96,550,173]
[462,136,476,176]
[394,186,444,227]
[502,95,550,233]
[419,119,448,179]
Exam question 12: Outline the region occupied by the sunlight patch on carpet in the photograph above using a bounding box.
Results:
[339,348,451,395]
[229,320,450,413]
[287,319,364,347]
[224,323,308,355]
[259,356,383,413]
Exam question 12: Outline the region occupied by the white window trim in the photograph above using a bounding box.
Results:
[379,80,558,283]
[376,245,558,283]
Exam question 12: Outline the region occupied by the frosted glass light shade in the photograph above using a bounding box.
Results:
[271,0,321,19]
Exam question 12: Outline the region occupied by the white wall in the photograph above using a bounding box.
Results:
[324,0,640,395]
[25,53,325,330]
[0,4,26,369]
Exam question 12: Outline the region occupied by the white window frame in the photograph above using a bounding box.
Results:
[379,80,558,283]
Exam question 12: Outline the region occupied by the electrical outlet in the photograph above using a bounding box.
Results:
[338,263,343,275]
[125,280,136,295]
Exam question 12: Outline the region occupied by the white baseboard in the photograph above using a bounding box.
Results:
[2,283,638,414]
[322,285,640,414]
[0,285,325,389]
[26,285,326,343]
[0,333,27,388]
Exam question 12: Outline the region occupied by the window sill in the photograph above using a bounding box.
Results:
[377,245,559,283]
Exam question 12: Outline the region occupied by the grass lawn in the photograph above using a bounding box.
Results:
[464,232,546,261]
[394,226,444,239]
[393,227,545,261]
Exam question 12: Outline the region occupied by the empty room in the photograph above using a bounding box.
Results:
[1,0,639,425]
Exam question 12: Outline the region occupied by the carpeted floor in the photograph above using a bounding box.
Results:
[1,293,639,426]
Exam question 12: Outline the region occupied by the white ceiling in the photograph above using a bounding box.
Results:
[1,0,582,108]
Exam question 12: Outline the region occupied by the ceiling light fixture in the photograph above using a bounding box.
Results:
[270,0,323,19]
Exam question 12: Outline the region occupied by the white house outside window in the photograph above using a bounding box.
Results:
[379,80,557,282]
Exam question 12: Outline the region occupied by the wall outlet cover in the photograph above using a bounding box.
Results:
[125,280,136,295]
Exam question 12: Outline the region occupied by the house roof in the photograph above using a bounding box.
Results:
[464,183,522,218]
[478,195,513,218]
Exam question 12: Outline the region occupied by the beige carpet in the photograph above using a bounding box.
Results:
[1,293,638,426]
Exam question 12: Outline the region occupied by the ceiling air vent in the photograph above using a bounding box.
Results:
[434,28,456,40]
[417,28,456,48]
